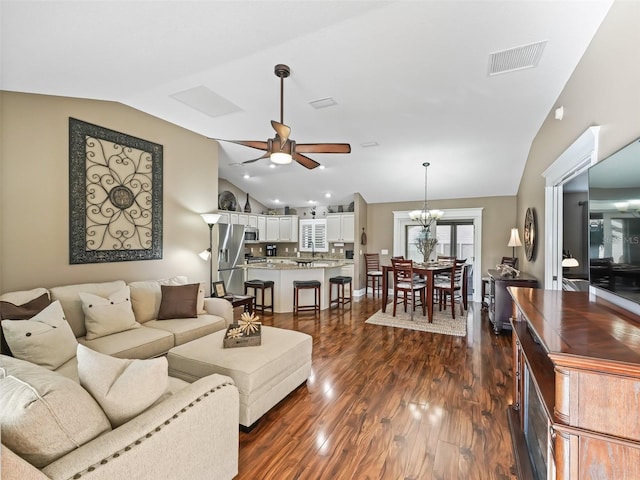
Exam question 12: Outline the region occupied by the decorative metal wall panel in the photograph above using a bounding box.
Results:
[69,118,163,263]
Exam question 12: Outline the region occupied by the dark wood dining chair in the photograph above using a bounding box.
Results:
[364,253,383,298]
[501,256,518,268]
[434,259,467,319]
[391,258,427,319]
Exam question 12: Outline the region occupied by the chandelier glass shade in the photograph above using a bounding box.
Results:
[409,162,443,231]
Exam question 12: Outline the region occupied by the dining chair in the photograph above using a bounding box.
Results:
[364,253,383,298]
[501,256,518,268]
[434,259,467,319]
[391,258,427,318]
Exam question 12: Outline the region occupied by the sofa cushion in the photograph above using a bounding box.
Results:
[50,280,127,338]
[157,283,199,320]
[77,344,168,427]
[0,291,51,355]
[129,277,205,323]
[2,301,78,370]
[145,314,226,346]
[79,286,140,340]
[78,324,174,359]
[0,355,111,468]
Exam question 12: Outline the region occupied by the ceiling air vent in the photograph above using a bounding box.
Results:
[309,97,337,109]
[488,41,547,76]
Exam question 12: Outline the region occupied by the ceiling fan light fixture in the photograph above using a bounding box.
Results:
[270,152,292,164]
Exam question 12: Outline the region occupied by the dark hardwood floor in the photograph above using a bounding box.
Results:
[237,295,516,480]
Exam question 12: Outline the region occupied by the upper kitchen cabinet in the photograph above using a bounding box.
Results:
[326,213,355,243]
[265,215,298,242]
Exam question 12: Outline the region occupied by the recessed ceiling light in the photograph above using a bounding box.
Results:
[243,174,250,179]
[274,199,280,203]
[319,165,326,170]
[309,97,337,109]
[325,193,331,198]
[360,141,379,148]
[269,164,276,169]
[308,200,316,204]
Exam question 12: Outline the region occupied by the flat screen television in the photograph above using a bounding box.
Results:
[588,137,640,305]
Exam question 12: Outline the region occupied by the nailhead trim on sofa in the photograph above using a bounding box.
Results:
[69,382,235,479]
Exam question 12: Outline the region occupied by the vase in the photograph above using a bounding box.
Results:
[422,238,438,262]
[244,193,251,213]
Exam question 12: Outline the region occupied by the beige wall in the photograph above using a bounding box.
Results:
[516,0,640,281]
[365,195,517,283]
[0,91,219,294]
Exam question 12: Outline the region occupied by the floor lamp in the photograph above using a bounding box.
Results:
[201,213,221,297]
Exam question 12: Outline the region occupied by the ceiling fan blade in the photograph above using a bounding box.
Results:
[215,139,269,151]
[293,152,321,170]
[271,121,291,145]
[242,151,270,164]
[295,143,351,154]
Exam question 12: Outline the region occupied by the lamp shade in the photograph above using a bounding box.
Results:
[201,213,222,225]
[507,228,522,247]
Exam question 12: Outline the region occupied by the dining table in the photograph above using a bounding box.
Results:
[381,262,454,322]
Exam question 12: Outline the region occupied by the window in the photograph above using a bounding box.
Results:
[299,219,328,253]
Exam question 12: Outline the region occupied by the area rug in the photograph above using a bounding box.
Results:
[365,304,467,336]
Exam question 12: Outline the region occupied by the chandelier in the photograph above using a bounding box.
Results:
[409,162,443,231]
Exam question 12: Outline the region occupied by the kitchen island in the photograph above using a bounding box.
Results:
[242,259,354,313]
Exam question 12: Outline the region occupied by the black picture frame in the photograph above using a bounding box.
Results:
[212,281,227,298]
[69,118,163,264]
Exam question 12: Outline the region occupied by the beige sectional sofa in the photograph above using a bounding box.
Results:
[0,277,240,480]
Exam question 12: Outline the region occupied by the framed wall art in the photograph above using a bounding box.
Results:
[69,118,163,264]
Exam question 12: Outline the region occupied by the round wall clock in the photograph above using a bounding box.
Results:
[524,207,536,261]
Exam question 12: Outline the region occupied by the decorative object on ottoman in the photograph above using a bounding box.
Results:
[223,312,262,348]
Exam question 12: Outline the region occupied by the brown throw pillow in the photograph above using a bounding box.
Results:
[0,293,51,356]
[157,284,199,320]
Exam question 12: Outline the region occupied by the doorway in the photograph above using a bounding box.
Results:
[543,126,599,289]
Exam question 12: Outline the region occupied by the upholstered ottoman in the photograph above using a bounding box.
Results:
[166,326,312,428]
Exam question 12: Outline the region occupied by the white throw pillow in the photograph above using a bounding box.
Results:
[76,344,168,427]
[1,300,78,370]
[79,286,140,340]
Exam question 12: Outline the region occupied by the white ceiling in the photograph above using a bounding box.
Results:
[1,1,614,209]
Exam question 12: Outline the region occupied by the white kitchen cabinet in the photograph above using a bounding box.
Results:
[265,216,279,241]
[218,212,230,224]
[248,215,258,228]
[278,216,299,242]
[326,213,355,242]
[257,215,266,241]
[229,213,239,225]
[238,214,249,226]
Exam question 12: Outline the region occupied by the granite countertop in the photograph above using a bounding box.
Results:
[243,258,352,270]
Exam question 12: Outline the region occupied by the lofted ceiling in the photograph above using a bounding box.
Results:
[1,1,613,208]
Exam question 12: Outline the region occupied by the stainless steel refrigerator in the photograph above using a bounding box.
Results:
[218,223,246,295]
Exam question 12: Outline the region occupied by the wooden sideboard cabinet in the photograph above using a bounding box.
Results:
[487,269,537,334]
[507,288,640,480]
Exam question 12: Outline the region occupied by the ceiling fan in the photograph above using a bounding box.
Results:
[219,64,351,170]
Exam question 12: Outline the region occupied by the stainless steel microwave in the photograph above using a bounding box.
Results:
[244,227,259,243]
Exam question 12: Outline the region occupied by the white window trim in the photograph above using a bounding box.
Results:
[393,208,483,301]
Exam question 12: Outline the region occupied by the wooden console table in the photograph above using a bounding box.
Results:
[508,288,640,480]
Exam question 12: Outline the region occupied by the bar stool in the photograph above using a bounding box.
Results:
[329,276,352,309]
[244,279,274,315]
[293,280,321,315]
